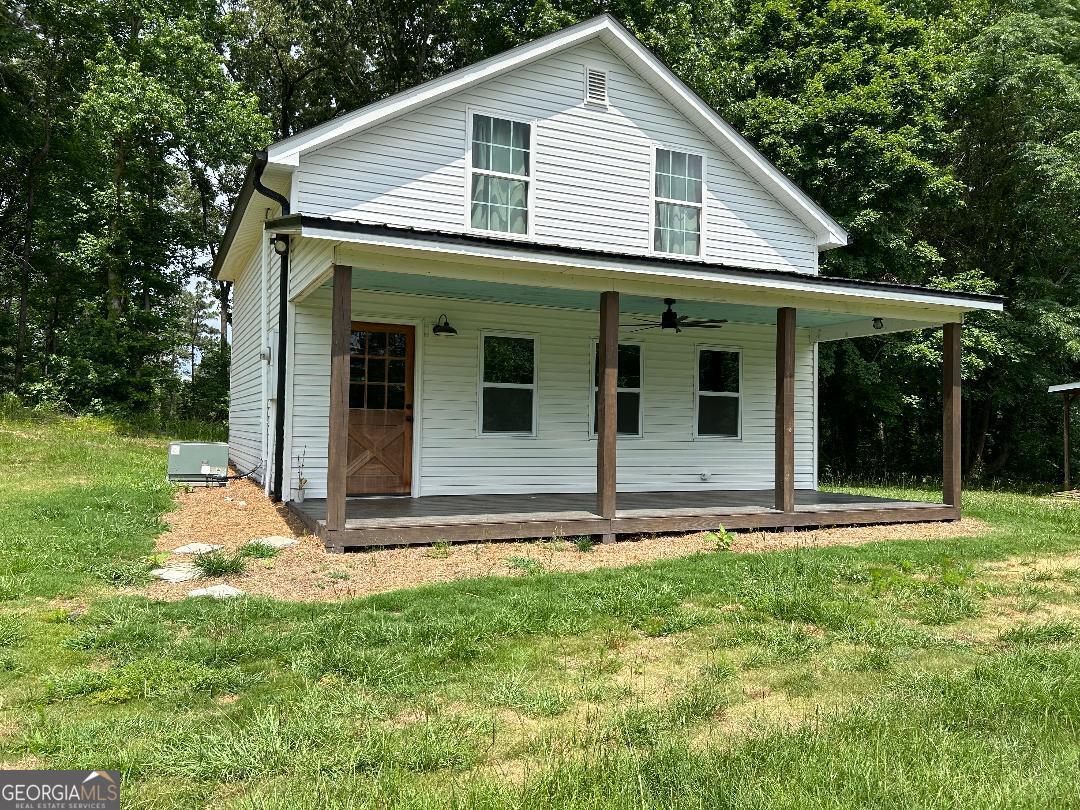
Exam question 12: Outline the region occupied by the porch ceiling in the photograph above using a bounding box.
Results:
[325,266,903,331]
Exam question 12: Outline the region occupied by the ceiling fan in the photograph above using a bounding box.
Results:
[623,299,728,334]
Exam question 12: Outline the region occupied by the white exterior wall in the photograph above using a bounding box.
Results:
[228,237,280,484]
[294,39,818,275]
[227,245,264,476]
[285,285,816,500]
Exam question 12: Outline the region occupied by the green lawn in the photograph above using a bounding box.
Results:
[3,409,1080,808]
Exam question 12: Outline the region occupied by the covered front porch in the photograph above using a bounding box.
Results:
[290,489,957,550]
[271,218,999,551]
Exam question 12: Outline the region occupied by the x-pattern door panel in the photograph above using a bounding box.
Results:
[347,322,414,495]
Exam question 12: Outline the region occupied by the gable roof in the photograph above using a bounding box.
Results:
[215,15,850,281]
[263,14,848,249]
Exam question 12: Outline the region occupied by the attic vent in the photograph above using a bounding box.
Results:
[585,67,608,105]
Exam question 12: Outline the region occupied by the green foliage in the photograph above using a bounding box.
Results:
[239,541,280,560]
[574,536,596,552]
[704,526,735,551]
[2,0,1079,488]
[193,551,247,578]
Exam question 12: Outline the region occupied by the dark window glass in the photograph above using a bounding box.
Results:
[698,350,739,393]
[594,344,641,389]
[697,395,739,437]
[350,357,366,382]
[349,331,366,354]
[388,332,407,357]
[593,391,641,435]
[482,387,533,433]
[483,336,533,384]
[388,359,406,383]
[366,385,385,409]
[387,384,406,410]
[368,332,386,356]
[349,384,365,408]
[367,358,386,383]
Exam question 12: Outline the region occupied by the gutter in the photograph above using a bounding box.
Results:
[250,151,292,503]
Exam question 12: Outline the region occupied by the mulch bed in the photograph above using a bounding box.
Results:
[132,475,992,603]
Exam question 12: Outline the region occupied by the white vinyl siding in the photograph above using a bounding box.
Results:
[228,245,263,477]
[294,39,818,274]
[284,284,815,500]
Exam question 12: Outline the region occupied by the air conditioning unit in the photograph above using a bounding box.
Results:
[167,442,229,485]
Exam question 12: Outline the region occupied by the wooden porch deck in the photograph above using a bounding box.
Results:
[288,489,958,551]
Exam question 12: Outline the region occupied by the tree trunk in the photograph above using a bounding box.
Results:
[218,280,231,350]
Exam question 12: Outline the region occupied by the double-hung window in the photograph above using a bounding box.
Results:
[654,148,703,256]
[470,113,531,235]
[696,348,740,437]
[480,334,536,434]
[592,343,642,436]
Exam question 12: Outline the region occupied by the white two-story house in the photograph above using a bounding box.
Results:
[212,15,1002,550]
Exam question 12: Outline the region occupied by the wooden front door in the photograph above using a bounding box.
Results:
[347,322,414,495]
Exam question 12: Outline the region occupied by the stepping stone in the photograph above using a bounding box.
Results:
[187,584,245,599]
[251,536,298,549]
[151,565,200,583]
[172,543,223,555]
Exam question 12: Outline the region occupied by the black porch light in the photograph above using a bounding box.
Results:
[873,317,884,330]
[432,314,458,337]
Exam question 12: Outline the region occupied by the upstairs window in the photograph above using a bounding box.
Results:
[593,343,642,436]
[696,348,740,438]
[470,113,531,235]
[481,334,536,434]
[654,148,703,256]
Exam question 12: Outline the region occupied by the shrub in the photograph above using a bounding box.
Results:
[575,536,596,552]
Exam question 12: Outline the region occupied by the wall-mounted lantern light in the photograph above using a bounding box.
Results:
[872,317,884,330]
[271,236,289,256]
[432,314,458,337]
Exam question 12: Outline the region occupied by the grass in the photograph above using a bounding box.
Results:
[193,551,247,577]
[5,408,1080,807]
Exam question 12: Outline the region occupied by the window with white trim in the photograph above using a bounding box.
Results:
[481,334,535,434]
[470,114,530,235]
[592,342,642,436]
[696,348,740,437]
[654,148,703,256]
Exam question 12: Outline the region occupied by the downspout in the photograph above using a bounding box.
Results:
[251,150,291,502]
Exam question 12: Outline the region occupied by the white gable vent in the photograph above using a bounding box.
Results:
[585,67,608,105]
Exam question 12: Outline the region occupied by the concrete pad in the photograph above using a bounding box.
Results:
[151,565,200,583]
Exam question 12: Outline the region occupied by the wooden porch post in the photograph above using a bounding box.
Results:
[597,290,619,539]
[775,307,796,516]
[327,264,352,534]
[1065,393,1073,492]
[943,322,962,507]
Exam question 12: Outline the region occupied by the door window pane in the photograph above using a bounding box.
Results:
[349,326,411,412]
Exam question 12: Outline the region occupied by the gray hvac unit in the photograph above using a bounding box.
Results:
[167,442,229,485]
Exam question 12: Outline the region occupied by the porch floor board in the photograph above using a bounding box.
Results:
[288,490,955,550]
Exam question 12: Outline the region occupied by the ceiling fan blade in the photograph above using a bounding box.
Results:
[621,324,658,332]
[681,320,728,329]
